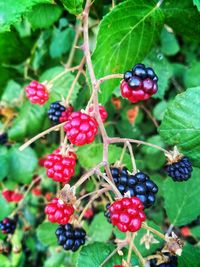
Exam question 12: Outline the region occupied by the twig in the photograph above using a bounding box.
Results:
[142,223,165,240]
[99,244,124,267]
[97,73,123,85]
[19,122,66,151]
[126,141,137,174]
[132,233,146,267]
[127,233,134,264]
[140,105,159,128]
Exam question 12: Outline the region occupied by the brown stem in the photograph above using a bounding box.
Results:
[142,223,165,240]
[140,105,159,128]
[97,73,123,85]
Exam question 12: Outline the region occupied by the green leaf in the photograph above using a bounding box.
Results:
[0,0,51,32]
[153,100,168,121]
[44,250,65,267]
[37,222,58,246]
[40,67,81,104]
[77,242,123,267]
[193,0,200,11]
[8,101,46,142]
[50,27,75,58]
[162,0,200,41]
[61,0,83,15]
[190,226,200,239]
[77,143,131,170]
[92,0,164,103]
[160,27,180,56]
[0,255,10,267]
[28,4,62,29]
[8,144,38,184]
[164,167,200,226]
[0,147,9,180]
[184,62,200,88]
[0,194,11,220]
[88,213,113,242]
[178,243,200,267]
[159,87,200,167]
[1,80,22,105]
[144,50,172,99]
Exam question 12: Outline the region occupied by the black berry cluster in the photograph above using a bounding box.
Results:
[55,223,86,252]
[150,253,178,267]
[0,133,7,145]
[111,167,158,208]
[165,157,192,182]
[0,217,17,235]
[104,203,111,223]
[48,101,66,123]
[121,63,158,103]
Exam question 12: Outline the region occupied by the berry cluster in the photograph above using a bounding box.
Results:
[44,148,76,183]
[150,253,178,267]
[55,223,86,251]
[165,157,192,182]
[120,63,158,103]
[108,197,146,232]
[48,101,73,123]
[64,111,98,146]
[0,217,17,235]
[88,104,108,123]
[2,189,23,203]
[0,133,7,145]
[111,167,158,208]
[25,81,49,105]
[45,198,74,224]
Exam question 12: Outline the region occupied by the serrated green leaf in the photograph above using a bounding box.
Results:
[164,167,200,226]
[8,145,38,184]
[184,62,200,88]
[0,0,51,32]
[40,67,81,104]
[37,222,57,246]
[0,146,9,180]
[61,0,83,15]
[178,243,200,267]
[28,4,62,29]
[159,87,200,167]
[193,0,200,11]
[88,213,113,242]
[8,101,46,142]
[162,0,200,41]
[92,0,164,103]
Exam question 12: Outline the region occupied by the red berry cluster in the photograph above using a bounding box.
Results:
[88,104,108,123]
[120,64,158,103]
[2,189,23,203]
[59,106,74,123]
[44,149,76,183]
[45,198,74,224]
[109,197,146,232]
[25,81,49,105]
[64,111,98,146]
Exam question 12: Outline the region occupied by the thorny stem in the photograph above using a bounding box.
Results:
[127,233,134,264]
[119,142,128,165]
[140,105,159,128]
[142,223,166,240]
[97,73,123,85]
[132,236,146,267]
[99,244,124,267]
[126,141,137,174]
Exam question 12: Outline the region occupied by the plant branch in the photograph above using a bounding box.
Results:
[142,223,165,240]
[132,233,146,266]
[97,73,123,85]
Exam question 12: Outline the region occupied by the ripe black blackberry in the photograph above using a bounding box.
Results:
[48,101,66,123]
[0,133,8,145]
[111,167,158,208]
[55,223,86,252]
[165,156,192,182]
[104,203,111,223]
[0,217,17,235]
[150,253,178,267]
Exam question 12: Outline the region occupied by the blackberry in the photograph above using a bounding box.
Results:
[150,253,178,267]
[0,133,7,145]
[0,217,17,235]
[48,101,66,123]
[165,156,193,182]
[55,223,86,252]
[104,203,111,223]
[111,167,158,208]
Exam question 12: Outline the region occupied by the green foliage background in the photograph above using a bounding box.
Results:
[0,0,200,266]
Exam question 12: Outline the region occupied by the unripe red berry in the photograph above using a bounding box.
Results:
[44,148,76,183]
[59,106,74,123]
[83,208,94,219]
[45,198,74,224]
[2,190,23,203]
[32,187,42,196]
[109,197,146,232]
[64,111,98,146]
[88,104,108,123]
[25,81,49,105]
